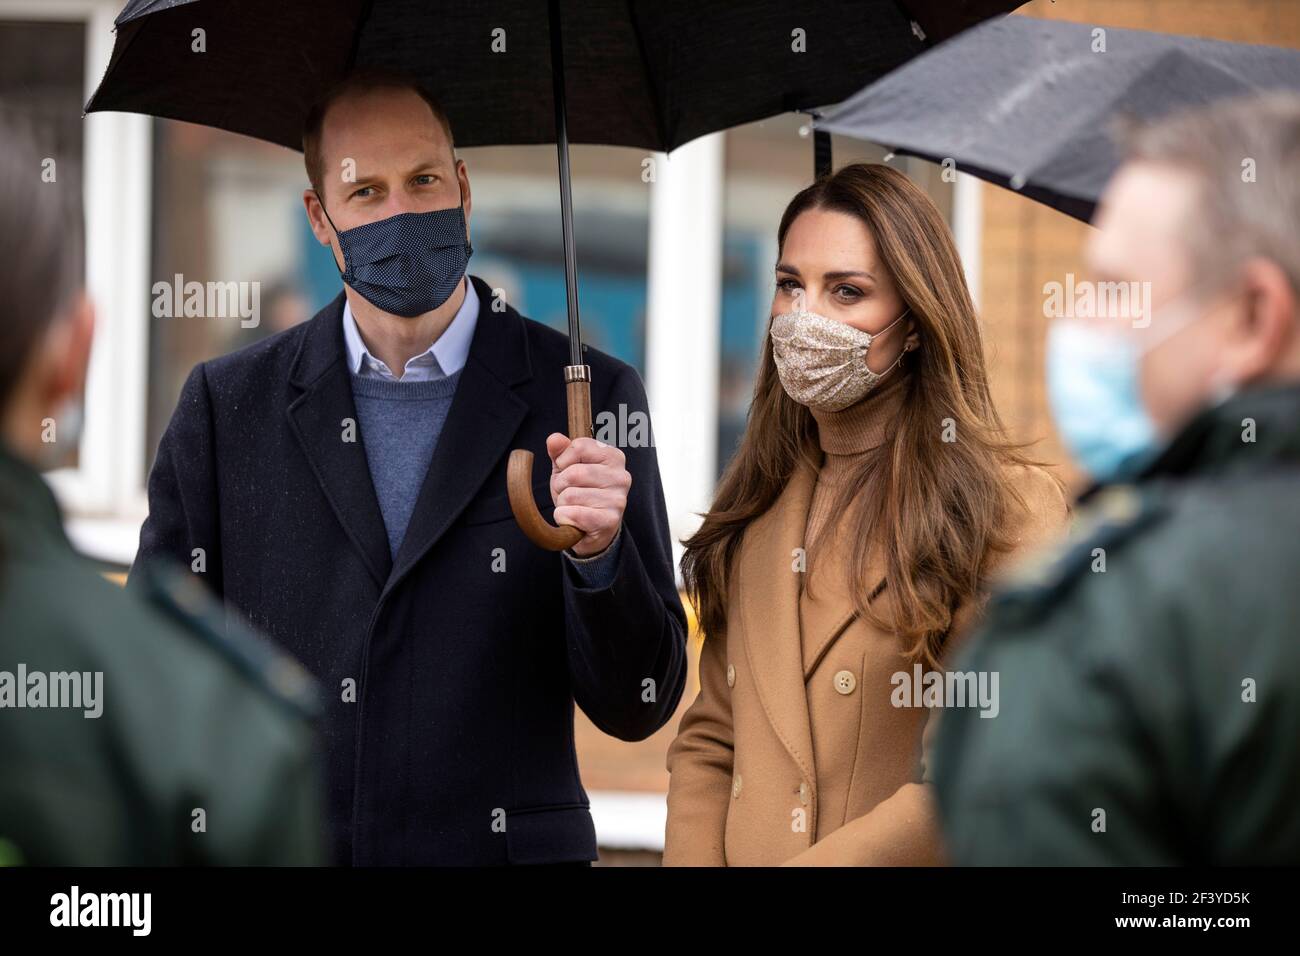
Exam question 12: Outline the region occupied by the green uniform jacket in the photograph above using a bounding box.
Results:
[933,382,1300,865]
[0,443,324,865]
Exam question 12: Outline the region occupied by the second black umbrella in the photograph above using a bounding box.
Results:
[817,15,1300,223]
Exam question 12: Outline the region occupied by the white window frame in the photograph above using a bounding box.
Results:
[2,0,153,564]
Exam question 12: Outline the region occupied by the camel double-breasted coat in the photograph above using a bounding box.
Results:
[663,452,1068,866]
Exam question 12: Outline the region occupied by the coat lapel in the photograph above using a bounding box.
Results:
[381,275,532,600]
[286,292,393,591]
[799,490,888,677]
[736,452,820,783]
[737,449,892,777]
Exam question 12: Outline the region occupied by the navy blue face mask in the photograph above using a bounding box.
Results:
[316,193,473,318]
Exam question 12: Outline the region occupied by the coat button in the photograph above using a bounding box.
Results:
[798,781,810,806]
[732,774,743,799]
[726,664,736,687]
[833,670,857,695]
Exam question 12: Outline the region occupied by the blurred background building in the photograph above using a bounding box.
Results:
[1,0,1296,863]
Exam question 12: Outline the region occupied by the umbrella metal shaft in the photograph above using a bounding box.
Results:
[549,0,584,367]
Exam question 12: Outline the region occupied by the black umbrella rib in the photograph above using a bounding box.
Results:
[549,0,584,365]
[346,0,377,73]
[625,0,669,152]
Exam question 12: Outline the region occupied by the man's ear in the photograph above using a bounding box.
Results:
[303,189,345,272]
[456,158,472,234]
[40,292,95,412]
[303,189,334,246]
[1232,257,1298,383]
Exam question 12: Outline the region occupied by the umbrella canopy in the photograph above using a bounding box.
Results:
[88,0,1024,153]
[85,0,1025,549]
[817,15,1300,222]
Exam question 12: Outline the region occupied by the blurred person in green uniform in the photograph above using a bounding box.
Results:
[0,114,324,865]
[933,93,1300,865]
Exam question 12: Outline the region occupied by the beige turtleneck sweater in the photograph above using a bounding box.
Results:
[803,365,910,556]
[799,366,910,665]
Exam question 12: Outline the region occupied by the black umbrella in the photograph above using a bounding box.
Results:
[817,15,1300,223]
[87,0,1024,548]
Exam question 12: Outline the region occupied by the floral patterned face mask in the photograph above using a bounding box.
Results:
[769,307,910,411]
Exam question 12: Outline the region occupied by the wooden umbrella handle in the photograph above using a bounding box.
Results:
[507,365,591,551]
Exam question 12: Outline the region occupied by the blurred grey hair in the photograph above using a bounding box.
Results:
[1117,92,1300,300]
[0,107,84,411]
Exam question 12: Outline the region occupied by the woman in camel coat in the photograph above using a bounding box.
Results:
[664,164,1069,866]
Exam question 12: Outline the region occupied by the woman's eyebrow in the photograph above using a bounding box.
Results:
[775,263,876,281]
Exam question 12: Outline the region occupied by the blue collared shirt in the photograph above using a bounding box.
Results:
[341,277,622,582]
[343,276,478,381]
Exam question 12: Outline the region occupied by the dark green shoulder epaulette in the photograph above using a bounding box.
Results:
[135,561,321,721]
[988,483,1170,627]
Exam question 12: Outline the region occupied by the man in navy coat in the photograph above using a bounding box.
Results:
[131,71,688,865]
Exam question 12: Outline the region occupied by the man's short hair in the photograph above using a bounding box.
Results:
[1118,92,1300,299]
[301,70,455,199]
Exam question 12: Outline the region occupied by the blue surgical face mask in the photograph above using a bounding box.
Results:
[39,396,83,471]
[1046,318,1163,483]
[317,193,473,318]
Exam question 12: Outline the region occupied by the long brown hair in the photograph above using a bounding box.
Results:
[681,163,1042,670]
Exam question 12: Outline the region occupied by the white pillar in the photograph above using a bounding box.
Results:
[25,0,153,523]
[80,0,153,514]
[645,133,724,582]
